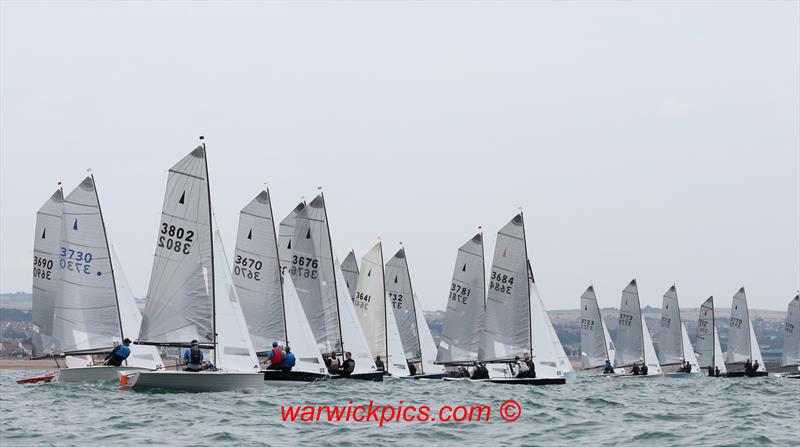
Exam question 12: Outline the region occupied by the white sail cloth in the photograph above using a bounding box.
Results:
[695,296,726,373]
[658,285,684,366]
[31,189,63,357]
[580,285,613,369]
[341,251,359,301]
[282,274,327,374]
[385,248,421,362]
[782,295,800,368]
[334,258,377,374]
[614,280,644,367]
[413,293,446,375]
[726,288,765,371]
[354,243,388,361]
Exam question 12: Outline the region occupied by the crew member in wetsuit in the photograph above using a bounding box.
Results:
[714,366,720,377]
[408,361,417,376]
[751,360,760,374]
[183,340,204,372]
[707,365,715,376]
[265,341,284,370]
[104,338,132,367]
[631,363,641,375]
[326,351,341,373]
[641,363,649,376]
[603,359,615,374]
[470,362,489,380]
[744,358,753,374]
[513,356,529,378]
[339,352,355,377]
[281,346,296,372]
[375,356,386,373]
[524,353,536,378]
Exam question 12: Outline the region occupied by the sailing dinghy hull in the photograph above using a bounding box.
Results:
[399,373,450,380]
[329,371,384,382]
[121,370,263,392]
[59,366,151,383]
[261,369,328,385]
[723,371,769,378]
[487,377,566,385]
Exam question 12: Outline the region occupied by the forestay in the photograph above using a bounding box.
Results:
[385,248,421,362]
[478,214,530,362]
[140,147,214,345]
[580,285,610,369]
[233,190,285,352]
[658,285,684,366]
[31,189,63,357]
[782,295,800,368]
[614,280,644,367]
[353,243,387,360]
[290,195,341,354]
[385,304,410,376]
[341,251,359,300]
[726,288,752,365]
[436,233,485,364]
[53,177,121,354]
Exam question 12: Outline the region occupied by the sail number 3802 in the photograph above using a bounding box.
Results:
[158,223,193,255]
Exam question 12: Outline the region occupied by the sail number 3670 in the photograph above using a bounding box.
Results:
[158,223,193,255]
[234,255,262,281]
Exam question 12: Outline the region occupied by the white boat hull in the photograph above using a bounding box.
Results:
[121,370,263,392]
[58,366,150,383]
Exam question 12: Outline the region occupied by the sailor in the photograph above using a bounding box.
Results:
[407,361,417,376]
[707,365,715,376]
[104,338,132,367]
[339,351,355,377]
[281,346,296,372]
[714,366,721,377]
[183,340,204,372]
[524,353,536,378]
[631,363,641,375]
[470,362,489,380]
[265,341,284,370]
[457,366,469,378]
[375,355,386,373]
[513,356,529,378]
[326,351,341,373]
[751,360,760,374]
[744,358,753,374]
[641,363,649,375]
[603,359,615,374]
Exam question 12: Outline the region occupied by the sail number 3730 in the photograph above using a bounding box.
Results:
[158,223,193,255]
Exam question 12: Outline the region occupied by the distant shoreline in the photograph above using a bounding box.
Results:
[0,359,60,370]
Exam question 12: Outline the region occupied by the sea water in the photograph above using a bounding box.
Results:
[1,370,797,446]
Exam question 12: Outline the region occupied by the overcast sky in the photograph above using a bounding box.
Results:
[1,1,798,312]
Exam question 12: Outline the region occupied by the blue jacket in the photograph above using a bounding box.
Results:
[183,348,204,364]
[283,352,296,367]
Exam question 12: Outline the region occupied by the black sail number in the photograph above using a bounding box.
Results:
[158,223,193,255]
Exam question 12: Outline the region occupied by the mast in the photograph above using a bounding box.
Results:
[637,280,645,362]
[520,211,533,358]
[201,136,218,366]
[710,296,715,368]
[743,288,752,360]
[267,188,289,347]
[380,242,388,364]
[320,192,345,356]
[91,173,125,344]
[675,284,683,361]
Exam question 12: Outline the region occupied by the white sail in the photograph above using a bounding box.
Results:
[290,195,342,353]
[341,250,359,300]
[782,295,800,368]
[277,202,305,274]
[726,287,752,364]
[282,274,327,374]
[580,285,610,369]
[615,279,644,367]
[385,248,421,362]
[111,247,163,369]
[212,227,259,371]
[31,189,63,357]
[603,319,617,365]
[680,322,699,372]
[658,285,684,366]
[436,233,485,364]
[641,314,662,374]
[713,330,727,374]
[478,214,530,362]
[529,281,561,378]
[748,320,765,372]
[695,296,717,370]
[233,190,285,352]
[140,147,214,344]
[334,259,377,374]
[53,177,121,354]
[385,304,410,377]
[413,293,446,375]
[542,293,573,376]
[353,243,387,360]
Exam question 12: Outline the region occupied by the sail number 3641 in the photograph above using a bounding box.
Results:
[158,223,193,255]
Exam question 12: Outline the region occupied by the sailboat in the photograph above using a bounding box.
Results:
[724,287,767,377]
[777,295,800,379]
[353,243,410,378]
[123,143,262,392]
[579,285,618,374]
[436,233,485,373]
[281,194,382,381]
[341,250,360,300]
[695,296,726,377]
[612,279,663,378]
[232,190,327,384]
[477,213,565,385]
[25,178,164,384]
[528,263,575,380]
[385,248,447,379]
[657,286,699,376]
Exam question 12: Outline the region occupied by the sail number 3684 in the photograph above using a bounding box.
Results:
[489,271,514,295]
[158,223,193,255]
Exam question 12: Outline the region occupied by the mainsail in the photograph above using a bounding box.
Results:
[277,201,305,274]
[233,190,285,352]
[580,285,611,369]
[614,280,644,367]
[478,214,530,362]
[385,248,421,362]
[139,146,214,345]
[53,177,122,354]
[354,243,388,360]
[334,258,377,373]
[658,285,685,366]
[341,250,359,300]
[31,189,63,357]
[726,287,755,365]
[695,296,725,373]
[289,195,342,353]
[436,233,485,364]
[782,295,800,368]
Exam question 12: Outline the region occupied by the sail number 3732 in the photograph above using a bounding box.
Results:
[158,223,193,255]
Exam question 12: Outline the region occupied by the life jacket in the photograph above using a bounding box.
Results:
[329,357,341,369]
[189,347,202,364]
[113,345,131,360]
[271,347,283,365]
[283,352,296,367]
